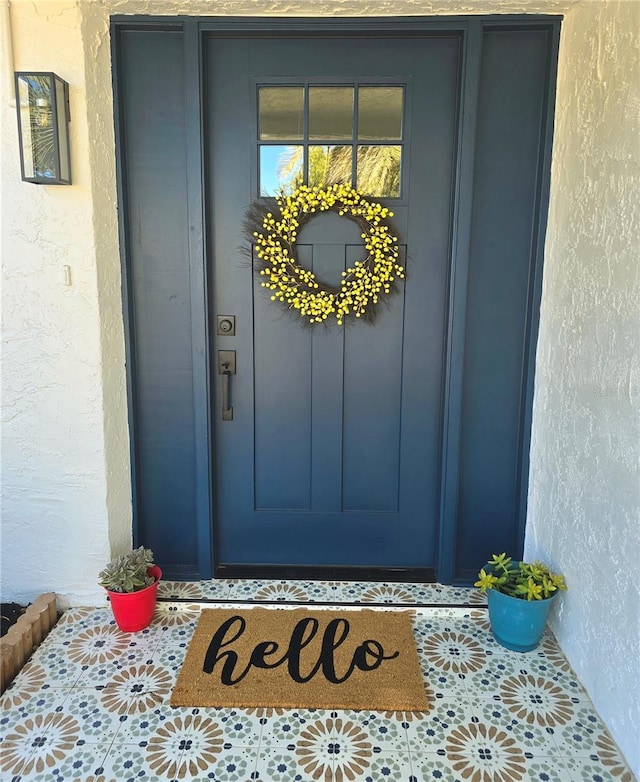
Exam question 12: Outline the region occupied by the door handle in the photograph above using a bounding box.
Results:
[218,350,236,421]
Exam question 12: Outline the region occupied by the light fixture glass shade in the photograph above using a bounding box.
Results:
[15,72,71,185]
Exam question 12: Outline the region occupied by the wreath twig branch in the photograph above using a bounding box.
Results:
[246,184,405,325]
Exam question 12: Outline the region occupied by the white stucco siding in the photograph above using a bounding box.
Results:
[526,0,640,775]
[1,1,122,608]
[1,0,639,774]
[1,0,577,604]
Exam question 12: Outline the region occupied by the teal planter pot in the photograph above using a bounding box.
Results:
[487,588,557,652]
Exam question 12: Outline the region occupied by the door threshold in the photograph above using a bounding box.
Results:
[214,565,436,583]
[156,596,487,610]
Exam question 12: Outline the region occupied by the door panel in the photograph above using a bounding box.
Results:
[455,29,553,577]
[207,36,460,572]
[116,30,200,576]
[342,300,405,514]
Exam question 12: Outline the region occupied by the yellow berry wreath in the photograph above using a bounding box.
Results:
[251,183,405,325]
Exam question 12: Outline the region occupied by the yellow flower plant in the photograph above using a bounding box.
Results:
[475,553,567,601]
[251,184,405,325]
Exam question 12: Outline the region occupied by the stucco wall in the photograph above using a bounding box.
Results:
[1,0,638,773]
[0,1,131,609]
[525,0,640,775]
[1,0,576,605]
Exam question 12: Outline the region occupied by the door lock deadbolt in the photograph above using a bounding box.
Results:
[217,315,236,336]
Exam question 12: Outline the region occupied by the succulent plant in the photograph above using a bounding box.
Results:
[98,547,156,593]
[475,553,567,601]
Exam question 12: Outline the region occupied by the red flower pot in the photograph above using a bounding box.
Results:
[107,566,162,632]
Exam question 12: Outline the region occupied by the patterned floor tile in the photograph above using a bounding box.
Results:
[18,648,86,689]
[257,713,410,781]
[416,660,469,699]
[586,731,637,781]
[177,713,257,774]
[0,745,112,782]
[153,601,201,628]
[103,660,177,713]
[358,751,414,781]
[100,741,179,781]
[157,579,210,601]
[210,578,483,606]
[53,607,114,635]
[118,705,260,750]
[409,749,576,782]
[152,620,198,650]
[52,687,128,743]
[415,721,533,781]
[2,592,634,782]
[414,630,494,699]
[403,697,477,751]
[227,579,328,603]
[408,751,460,782]
[61,622,151,666]
[103,712,236,779]
[182,744,259,781]
[301,712,393,777]
[254,746,305,781]
[1,665,68,713]
[73,649,157,688]
[117,702,180,742]
[524,649,587,696]
[324,581,367,602]
[336,710,410,752]
[412,584,487,606]
[258,708,325,747]
[29,743,112,781]
[455,648,537,695]
[412,613,484,641]
[0,687,71,748]
[207,708,263,746]
[56,612,161,655]
[552,703,615,758]
[415,619,490,678]
[151,641,190,683]
[227,579,278,601]
[354,583,420,604]
[469,695,561,756]
[489,670,580,726]
[521,756,577,782]
[262,580,330,603]
[0,710,85,779]
[564,752,636,782]
[201,579,236,601]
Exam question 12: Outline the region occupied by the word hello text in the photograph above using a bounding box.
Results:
[202,615,399,685]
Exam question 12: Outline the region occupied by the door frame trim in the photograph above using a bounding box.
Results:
[111,14,561,583]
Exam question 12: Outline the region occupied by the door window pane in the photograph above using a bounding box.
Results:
[260,145,303,196]
[308,145,352,188]
[357,145,401,198]
[309,87,354,140]
[259,87,304,140]
[358,87,404,140]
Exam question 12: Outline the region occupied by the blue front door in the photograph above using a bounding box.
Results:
[114,18,560,582]
[207,36,459,576]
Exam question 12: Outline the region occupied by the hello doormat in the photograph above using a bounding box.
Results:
[170,607,429,712]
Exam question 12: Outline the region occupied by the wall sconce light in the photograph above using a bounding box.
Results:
[15,72,71,185]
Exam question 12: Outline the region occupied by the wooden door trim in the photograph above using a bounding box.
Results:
[437,19,482,584]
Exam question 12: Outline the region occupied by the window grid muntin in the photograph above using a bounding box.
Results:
[257,82,405,199]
